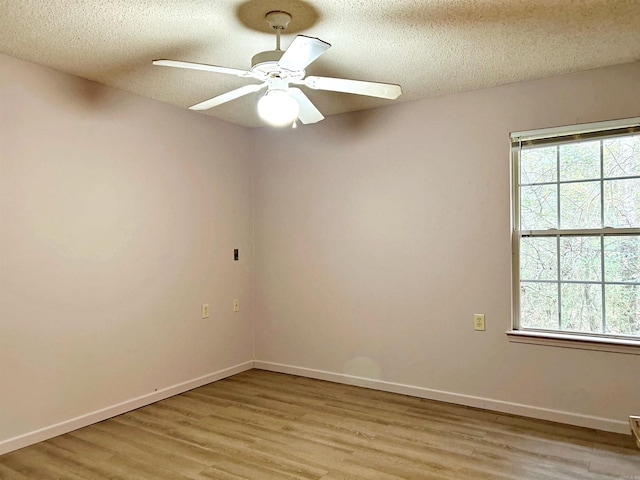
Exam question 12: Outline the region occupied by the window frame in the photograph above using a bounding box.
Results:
[510,117,640,350]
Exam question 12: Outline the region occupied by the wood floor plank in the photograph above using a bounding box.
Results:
[89,423,211,477]
[0,462,30,480]
[588,447,640,477]
[0,442,122,480]
[480,430,593,465]
[317,461,410,480]
[1,369,637,479]
[46,431,117,463]
[469,441,634,480]
[107,417,241,468]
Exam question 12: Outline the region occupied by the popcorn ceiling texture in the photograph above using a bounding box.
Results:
[1,0,639,128]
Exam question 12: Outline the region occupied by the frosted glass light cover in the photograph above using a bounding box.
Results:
[257,90,299,126]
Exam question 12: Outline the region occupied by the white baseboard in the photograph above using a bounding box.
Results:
[253,360,630,435]
[0,361,254,455]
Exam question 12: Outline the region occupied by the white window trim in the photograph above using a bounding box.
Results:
[506,330,640,355]
[510,117,640,351]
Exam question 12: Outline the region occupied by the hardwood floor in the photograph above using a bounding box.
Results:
[1,369,639,479]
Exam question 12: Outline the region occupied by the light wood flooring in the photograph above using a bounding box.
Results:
[1,369,639,479]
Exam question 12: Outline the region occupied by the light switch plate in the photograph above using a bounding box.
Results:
[233,299,239,312]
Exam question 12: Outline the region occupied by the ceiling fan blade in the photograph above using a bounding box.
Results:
[153,59,260,79]
[304,76,402,99]
[288,88,324,124]
[189,83,266,111]
[278,35,331,71]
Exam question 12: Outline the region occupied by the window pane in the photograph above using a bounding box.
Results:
[559,181,601,229]
[520,282,558,329]
[521,237,557,280]
[560,283,602,333]
[560,237,601,281]
[559,140,600,181]
[603,134,640,178]
[520,146,557,184]
[605,285,640,336]
[604,236,640,283]
[521,184,557,230]
[603,178,640,228]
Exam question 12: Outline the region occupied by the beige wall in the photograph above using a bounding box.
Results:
[0,54,254,450]
[253,62,640,432]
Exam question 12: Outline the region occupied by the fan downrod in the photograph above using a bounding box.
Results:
[266,10,291,51]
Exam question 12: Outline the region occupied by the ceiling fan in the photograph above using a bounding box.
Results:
[153,11,402,127]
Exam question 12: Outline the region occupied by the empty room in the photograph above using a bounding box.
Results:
[1,0,639,478]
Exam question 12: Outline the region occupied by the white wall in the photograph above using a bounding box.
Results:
[253,62,640,433]
[0,54,254,452]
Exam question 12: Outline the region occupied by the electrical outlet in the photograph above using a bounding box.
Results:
[202,304,210,319]
[233,299,240,312]
[474,314,485,331]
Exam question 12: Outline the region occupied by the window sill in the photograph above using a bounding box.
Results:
[506,330,640,355]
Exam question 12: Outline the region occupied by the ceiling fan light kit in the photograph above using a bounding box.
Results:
[258,89,300,126]
[153,10,402,127]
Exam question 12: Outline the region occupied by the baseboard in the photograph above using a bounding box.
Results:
[253,360,631,435]
[0,360,254,455]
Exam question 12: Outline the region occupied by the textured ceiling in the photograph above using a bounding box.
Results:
[1,0,639,128]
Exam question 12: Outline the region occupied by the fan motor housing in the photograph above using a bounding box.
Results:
[251,50,284,69]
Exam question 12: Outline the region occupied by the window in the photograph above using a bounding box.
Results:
[511,118,640,344]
